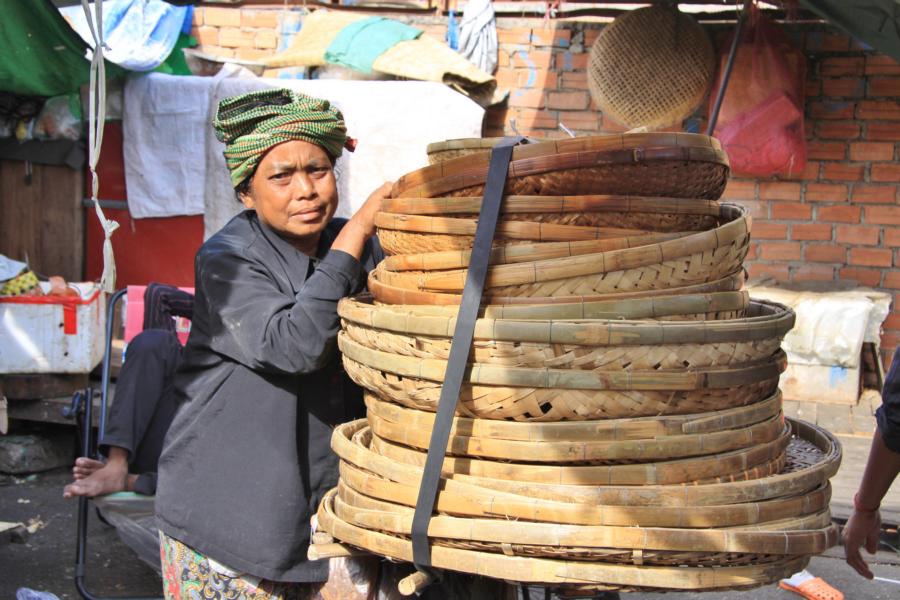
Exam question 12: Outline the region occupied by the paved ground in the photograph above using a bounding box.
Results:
[2,465,899,599]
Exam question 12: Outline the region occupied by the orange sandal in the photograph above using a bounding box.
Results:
[779,577,844,600]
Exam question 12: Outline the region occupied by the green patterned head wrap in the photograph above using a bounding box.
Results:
[213,88,351,188]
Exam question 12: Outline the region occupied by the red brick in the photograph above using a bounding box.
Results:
[560,71,589,90]
[822,163,864,181]
[753,222,789,239]
[839,267,884,286]
[805,244,848,263]
[821,56,864,76]
[885,228,900,246]
[204,7,241,27]
[511,108,557,129]
[722,180,757,201]
[583,29,601,47]
[241,9,279,29]
[546,91,589,110]
[191,26,218,47]
[192,7,203,26]
[508,89,545,109]
[836,225,880,245]
[557,112,599,132]
[850,142,895,161]
[255,30,278,50]
[815,121,860,140]
[598,116,629,133]
[792,223,833,241]
[497,27,533,45]
[822,32,852,52]
[235,47,271,61]
[872,164,900,182]
[852,184,896,204]
[511,50,553,69]
[851,247,893,267]
[529,27,571,47]
[885,272,900,289]
[759,182,801,201]
[807,141,846,161]
[746,241,759,261]
[868,77,900,97]
[558,51,588,71]
[865,206,900,225]
[857,100,900,120]
[817,204,861,222]
[747,263,790,281]
[866,122,900,141]
[758,242,801,261]
[218,27,255,48]
[866,54,900,75]
[886,312,900,330]
[823,77,865,98]
[792,265,836,282]
[810,101,856,120]
[771,202,812,220]
[805,183,848,203]
[806,78,823,98]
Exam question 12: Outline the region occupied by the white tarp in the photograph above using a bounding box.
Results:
[749,286,892,368]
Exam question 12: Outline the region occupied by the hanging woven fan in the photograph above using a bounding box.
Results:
[588,4,715,129]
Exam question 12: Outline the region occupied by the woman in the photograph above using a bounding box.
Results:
[154,88,389,597]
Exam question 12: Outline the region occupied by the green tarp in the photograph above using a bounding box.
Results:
[0,0,96,96]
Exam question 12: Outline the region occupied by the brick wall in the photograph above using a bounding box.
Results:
[189,7,900,364]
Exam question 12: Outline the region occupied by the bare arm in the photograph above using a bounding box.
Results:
[330,182,392,259]
[843,427,900,578]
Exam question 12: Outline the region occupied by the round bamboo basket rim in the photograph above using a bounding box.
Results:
[367,405,786,464]
[369,424,792,485]
[393,133,727,198]
[426,138,505,154]
[346,290,750,321]
[364,391,783,441]
[315,492,812,590]
[379,203,744,272]
[338,455,832,530]
[339,296,790,347]
[332,488,838,556]
[381,195,722,216]
[380,231,687,270]
[377,205,748,291]
[367,268,747,306]
[339,334,788,391]
[376,212,657,242]
[330,418,841,509]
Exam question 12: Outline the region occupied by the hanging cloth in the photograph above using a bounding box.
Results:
[457,0,498,75]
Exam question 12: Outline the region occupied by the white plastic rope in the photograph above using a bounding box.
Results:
[81,0,119,293]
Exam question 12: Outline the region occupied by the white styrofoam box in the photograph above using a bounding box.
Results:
[0,283,106,374]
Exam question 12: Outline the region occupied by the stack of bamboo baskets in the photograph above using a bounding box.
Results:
[312,134,842,594]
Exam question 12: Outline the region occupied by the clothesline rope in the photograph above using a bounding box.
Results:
[81,0,119,293]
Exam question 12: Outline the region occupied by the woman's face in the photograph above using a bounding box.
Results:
[239,140,338,249]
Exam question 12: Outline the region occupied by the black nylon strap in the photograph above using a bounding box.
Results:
[410,137,524,578]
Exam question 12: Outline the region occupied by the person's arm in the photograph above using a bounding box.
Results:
[844,352,900,578]
[199,182,390,375]
[843,429,900,578]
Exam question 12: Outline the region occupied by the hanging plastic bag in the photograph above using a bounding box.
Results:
[709,6,806,177]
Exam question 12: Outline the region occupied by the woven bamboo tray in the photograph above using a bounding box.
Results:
[339,334,785,421]
[426,137,503,164]
[330,418,840,522]
[365,390,784,442]
[347,290,750,322]
[392,134,730,200]
[339,298,791,375]
[368,268,746,306]
[364,394,784,464]
[313,419,840,591]
[331,486,836,564]
[375,204,749,297]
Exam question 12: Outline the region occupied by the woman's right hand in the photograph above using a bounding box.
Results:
[349,182,392,238]
[332,182,392,260]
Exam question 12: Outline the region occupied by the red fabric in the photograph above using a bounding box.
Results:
[710,8,806,177]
